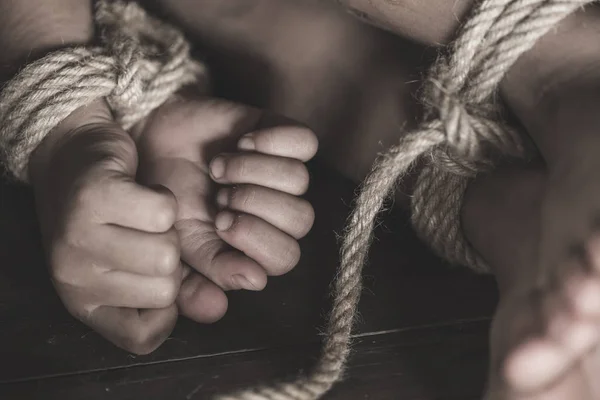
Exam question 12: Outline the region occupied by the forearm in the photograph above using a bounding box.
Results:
[0,0,95,82]
[499,6,600,139]
[335,0,474,45]
[338,1,600,141]
[0,0,110,183]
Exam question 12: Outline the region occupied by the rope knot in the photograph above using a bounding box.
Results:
[425,76,527,177]
[0,0,207,182]
[425,78,487,175]
[96,0,208,129]
[107,38,145,112]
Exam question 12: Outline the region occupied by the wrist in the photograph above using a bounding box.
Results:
[0,0,97,183]
[29,100,114,186]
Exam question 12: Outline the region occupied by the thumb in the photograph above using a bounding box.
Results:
[30,99,139,182]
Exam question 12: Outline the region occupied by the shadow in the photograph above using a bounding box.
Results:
[0,178,51,289]
[0,2,499,397]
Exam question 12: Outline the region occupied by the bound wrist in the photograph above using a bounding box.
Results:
[29,100,114,186]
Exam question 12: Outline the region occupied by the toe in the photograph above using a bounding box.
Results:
[503,301,597,394]
[504,338,568,393]
[544,291,598,357]
[563,269,600,319]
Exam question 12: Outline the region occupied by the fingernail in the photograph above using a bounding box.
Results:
[210,156,226,180]
[215,211,235,231]
[238,134,255,151]
[216,188,230,209]
[232,274,259,291]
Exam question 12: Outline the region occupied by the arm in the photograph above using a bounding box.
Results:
[336,0,474,46]
[337,0,600,145]
[0,0,112,184]
[0,0,181,354]
[0,0,94,81]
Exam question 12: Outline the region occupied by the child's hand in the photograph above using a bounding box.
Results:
[30,100,183,355]
[135,95,318,323]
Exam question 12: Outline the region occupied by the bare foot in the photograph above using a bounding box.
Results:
[151,1,600,395]
[463,76,600,399]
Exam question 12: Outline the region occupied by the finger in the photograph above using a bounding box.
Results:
[87,305,178,355]
[76,174,177,232]
[137,157,214,222]
[214,211,301,276]
[86,269,182,309]
[237,125,318,162]
[175,219,268,292]
[88,225,180,276]
[216,185,314,239]
[177,269,229,323]
[209,153,309,195]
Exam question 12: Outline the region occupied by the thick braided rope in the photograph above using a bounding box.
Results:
[0,0,207,182]
[0,1,594,399]
[411,0,596,273]
[217,1,596,399]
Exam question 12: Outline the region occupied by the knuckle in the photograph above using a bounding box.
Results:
[229,156,248,180]
[152,278,179,308]
[154,240,180,275]
[152,196,177,231]
[233,186,257,211]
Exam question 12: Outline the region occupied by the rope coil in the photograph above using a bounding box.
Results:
[0,1,596,399]
[218,1,595,399]
[0,0,207,182]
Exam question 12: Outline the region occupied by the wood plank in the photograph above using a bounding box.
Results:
[0,319,491,400]
[0,163,498,382]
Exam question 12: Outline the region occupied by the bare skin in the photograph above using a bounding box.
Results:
[153,0,600,398]
[134,94,317,324]
[6,2,600,398]
[2,0,317,354]
[27,94,317,354]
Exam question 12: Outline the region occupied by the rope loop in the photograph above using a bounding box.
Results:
[424,74,524,177]
[0,1,596,400]
[0,0,207,182]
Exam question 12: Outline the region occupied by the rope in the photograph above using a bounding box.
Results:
[0,0,207,182]
[0,1,595,399]
[216,1,595,399]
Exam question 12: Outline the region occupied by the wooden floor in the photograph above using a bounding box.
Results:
[0,162,498,400]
